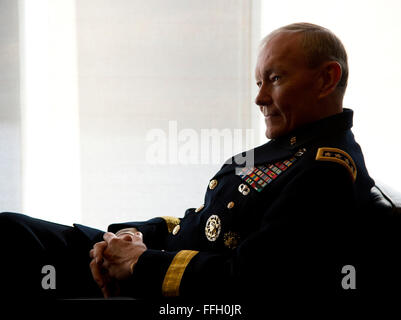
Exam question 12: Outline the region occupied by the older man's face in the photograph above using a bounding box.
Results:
[255,32,321,139]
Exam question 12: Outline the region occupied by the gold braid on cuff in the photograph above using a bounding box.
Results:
[161,250,199,297]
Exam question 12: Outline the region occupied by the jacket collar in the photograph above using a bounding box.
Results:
[271,108,353,150]
[214,109,354,178]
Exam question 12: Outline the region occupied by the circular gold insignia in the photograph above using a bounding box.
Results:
[238,183,250,196]
[205,215,221,242]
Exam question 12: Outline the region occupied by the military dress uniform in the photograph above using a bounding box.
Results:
[105,108,376,301]
[0,109,384,302]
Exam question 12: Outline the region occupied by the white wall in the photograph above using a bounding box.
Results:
[0,0,22,213]
[76,0,258,229]
[259,0,401,193]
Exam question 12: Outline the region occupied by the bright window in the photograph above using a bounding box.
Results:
[20,0,81,225]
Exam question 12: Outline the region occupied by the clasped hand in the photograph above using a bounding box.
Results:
[89,229,147,298]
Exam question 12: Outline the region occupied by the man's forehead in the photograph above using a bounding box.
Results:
[262,32,303,57]
[255,32,305,77]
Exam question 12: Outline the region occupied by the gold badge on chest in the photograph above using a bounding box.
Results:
[205,215,221,242]
[223,231,240,249]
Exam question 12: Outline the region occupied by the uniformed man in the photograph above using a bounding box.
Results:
[0,23,396,304]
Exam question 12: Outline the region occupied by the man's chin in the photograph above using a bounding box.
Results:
[264,118,287,139]
[265,128,282,140]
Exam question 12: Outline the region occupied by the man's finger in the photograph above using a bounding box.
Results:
[116,227,138,237]
[89,259,105,289]
[119,233,135,242]
[103,232,117,244]
[89,259,113,298]
[92,241,107,263]
[101,286,110,299]
[116,231,143,242]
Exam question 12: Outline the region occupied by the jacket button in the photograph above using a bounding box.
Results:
[172,225,180,235]
[195,204,204,212]
[227,201,235,209]
[209,179,218,190]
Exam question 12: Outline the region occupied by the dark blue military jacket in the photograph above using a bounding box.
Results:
[108,109,376,301]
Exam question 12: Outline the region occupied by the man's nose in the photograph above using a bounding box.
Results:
[255,83,272,107]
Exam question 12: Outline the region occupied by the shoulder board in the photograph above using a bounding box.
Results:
[315,147,357,182]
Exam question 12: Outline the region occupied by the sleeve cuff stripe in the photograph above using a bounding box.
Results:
[162,250,199,297]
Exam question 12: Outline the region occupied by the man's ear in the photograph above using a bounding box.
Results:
[317,61,342,99]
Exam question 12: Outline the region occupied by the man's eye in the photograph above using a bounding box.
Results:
[256,82,262,88]
[271,75,280,82]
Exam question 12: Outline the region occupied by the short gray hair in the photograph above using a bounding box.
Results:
[261,22,348,94]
